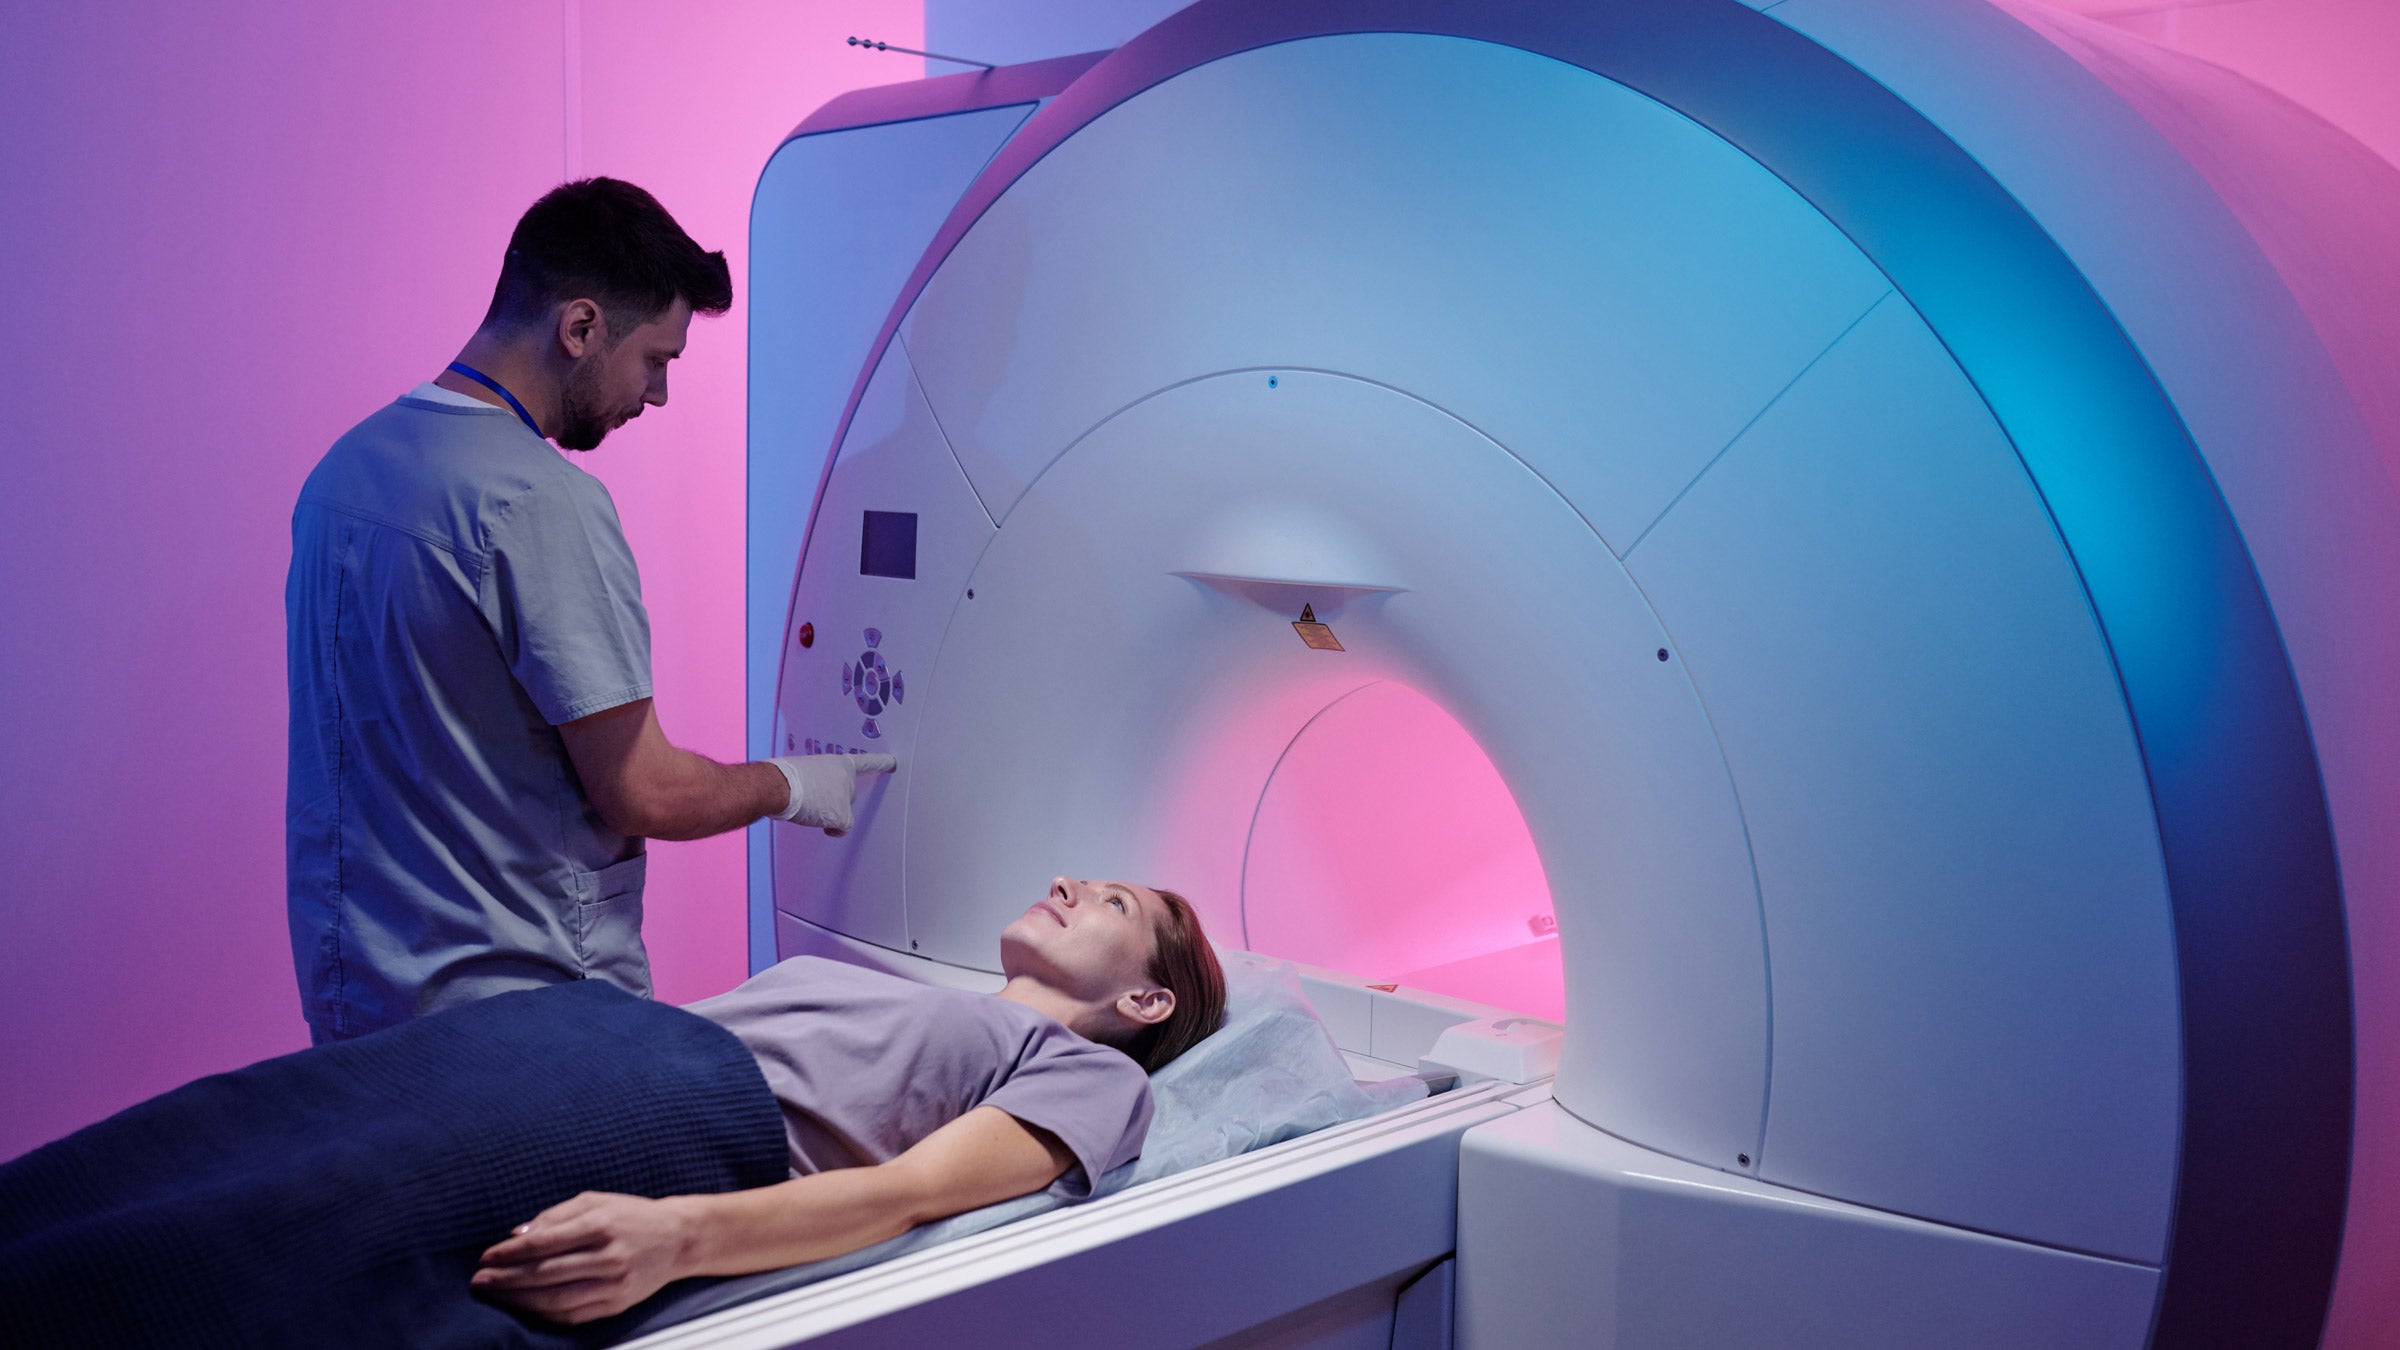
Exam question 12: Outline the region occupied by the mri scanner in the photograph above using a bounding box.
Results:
[670,0,2400,1345]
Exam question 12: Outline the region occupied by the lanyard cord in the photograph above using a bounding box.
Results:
[444,362,544,438]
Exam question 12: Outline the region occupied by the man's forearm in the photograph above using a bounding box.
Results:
[633,753,787,841]
[562,699,794,841]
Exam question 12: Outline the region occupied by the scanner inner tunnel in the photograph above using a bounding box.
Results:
[1241,680,1561,1023]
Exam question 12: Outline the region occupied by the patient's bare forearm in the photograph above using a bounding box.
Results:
[669,1167,930,1277]
[672,1106,1073,1278]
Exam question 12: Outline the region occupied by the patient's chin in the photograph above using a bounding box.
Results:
[995,922,1044,972]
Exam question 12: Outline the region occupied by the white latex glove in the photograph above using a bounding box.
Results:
[767,753,897,836]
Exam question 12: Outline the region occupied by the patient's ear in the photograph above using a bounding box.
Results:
[1117,985,1175,1027]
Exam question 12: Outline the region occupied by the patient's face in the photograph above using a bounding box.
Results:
[1000,876,1164,1000]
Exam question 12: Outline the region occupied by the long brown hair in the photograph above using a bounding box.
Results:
[1126,888,1226,1073]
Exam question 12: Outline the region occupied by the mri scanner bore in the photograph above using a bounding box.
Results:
[740,0,2397,1345]
[1241,680,1562,1023]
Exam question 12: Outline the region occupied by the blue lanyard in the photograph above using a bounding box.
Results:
[444,361,543,438]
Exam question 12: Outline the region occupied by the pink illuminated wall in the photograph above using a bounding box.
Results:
[564,0,920,1019]
[0,0,917,1162]
[2033,0,2400,169]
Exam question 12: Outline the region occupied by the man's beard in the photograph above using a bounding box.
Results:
[555,349,619,452]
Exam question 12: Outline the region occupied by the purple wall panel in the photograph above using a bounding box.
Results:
[0,0,916,1162]
[0,0,568,1164]
[2049,0,2400,171]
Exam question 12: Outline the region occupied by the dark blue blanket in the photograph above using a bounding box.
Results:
[0,980,787,1349]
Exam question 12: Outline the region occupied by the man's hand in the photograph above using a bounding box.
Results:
[471,1191,696,1325]
[768,753,899,835]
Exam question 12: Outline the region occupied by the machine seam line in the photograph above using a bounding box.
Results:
[1232,679,1388,951]
[1620,287,1895,561]
[1597,281,1894,1167]
[1562,1111,2161,1269]
[895,330,1000,531]
[963,103,1045,192]
[887,339,1012,958]
[1595,555,1781,1173]
[1023,365,1615,554]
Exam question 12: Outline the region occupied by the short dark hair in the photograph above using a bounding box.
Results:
[482,177,732,335]
[1123,888,1227,1074]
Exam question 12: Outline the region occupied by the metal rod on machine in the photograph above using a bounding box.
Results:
[846,35,995,71]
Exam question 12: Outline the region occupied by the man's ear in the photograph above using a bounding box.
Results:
[1116,985,1175,1028]
[556,299,605,359]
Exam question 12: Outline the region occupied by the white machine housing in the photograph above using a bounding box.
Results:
[730,1,2397,1345]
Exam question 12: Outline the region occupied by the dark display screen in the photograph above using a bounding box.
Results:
[860,510,918,579]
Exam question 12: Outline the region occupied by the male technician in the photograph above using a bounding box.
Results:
[287,178,890,1044]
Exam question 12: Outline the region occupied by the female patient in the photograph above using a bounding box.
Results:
[476,875,1226,1324]
[0,876,1226,1347]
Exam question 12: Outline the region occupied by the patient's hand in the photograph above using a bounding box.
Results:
[471,1190,698,1324]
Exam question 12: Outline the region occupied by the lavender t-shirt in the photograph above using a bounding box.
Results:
[687,958,1153,1199]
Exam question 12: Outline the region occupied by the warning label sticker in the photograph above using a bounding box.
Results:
[1292,603,1344,652]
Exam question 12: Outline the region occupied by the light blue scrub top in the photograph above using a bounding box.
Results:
[286,387,654,1039]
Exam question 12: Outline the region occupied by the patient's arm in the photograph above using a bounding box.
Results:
[471,1105,1076,1325]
